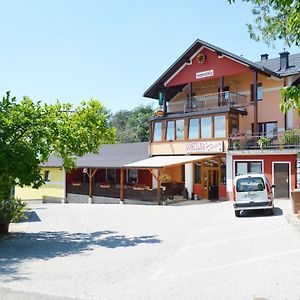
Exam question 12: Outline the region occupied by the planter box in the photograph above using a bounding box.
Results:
[291,189,300,214]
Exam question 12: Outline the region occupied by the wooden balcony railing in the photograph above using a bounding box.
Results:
[184,91,248,113]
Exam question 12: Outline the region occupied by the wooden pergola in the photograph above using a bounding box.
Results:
[121,155,217,205]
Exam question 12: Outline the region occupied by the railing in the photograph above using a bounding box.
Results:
[67,183,158,202]
[228,131,300,150]
[184,91,248,112]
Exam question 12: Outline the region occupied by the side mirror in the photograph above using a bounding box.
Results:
[271,184,276,188]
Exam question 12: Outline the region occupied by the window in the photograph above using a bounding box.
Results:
[176,119,184,140]
[127,169,138,184]
[252,122,277,138]
[181,165,185,182]
[229,117,239,135]
[236,177,265,192]
[188,118,199,139]
[106,169,116,183]
[251,83,263,101]
[44,170,50,182]
[166,121,175,141]
[153,122,162,142]
[194,164,201,184]
[201,117,212,138]
[214,115,226,138]
[235,161,262,176]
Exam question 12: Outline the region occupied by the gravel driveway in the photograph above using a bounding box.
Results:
[0,200,299,300]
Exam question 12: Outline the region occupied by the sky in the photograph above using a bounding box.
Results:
[0,0,299,112]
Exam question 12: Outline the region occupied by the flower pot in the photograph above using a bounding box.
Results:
[0,222,9,234]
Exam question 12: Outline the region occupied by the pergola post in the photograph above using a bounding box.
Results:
[120,167,125,203]
[87,168,97,204]
[157,169,161,205]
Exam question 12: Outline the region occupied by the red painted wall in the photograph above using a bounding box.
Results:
[138,170,152,187]
[232,154,297,191]
[219,185,227,199]
[167,48,250,87]
[193,183,202,198]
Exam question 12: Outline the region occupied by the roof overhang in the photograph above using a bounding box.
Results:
[123,155,215,169]
[144,39,280,101]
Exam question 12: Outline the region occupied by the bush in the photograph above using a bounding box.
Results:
[0,197,27,223]
[281,129,300,145]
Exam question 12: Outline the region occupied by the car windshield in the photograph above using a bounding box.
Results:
[236,177,265,192]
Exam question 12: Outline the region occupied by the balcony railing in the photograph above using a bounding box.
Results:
[184,91,248,113]
[228,131,300,150]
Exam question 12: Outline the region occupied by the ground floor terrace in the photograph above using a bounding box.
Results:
[65,151,299,205]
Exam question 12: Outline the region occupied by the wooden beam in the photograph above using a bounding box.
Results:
[149,168,159,182]
[252,71,258,134]
[219,76,224,106]
[120,167,124,202]
[157,169,161,205]
[163,90,167,114]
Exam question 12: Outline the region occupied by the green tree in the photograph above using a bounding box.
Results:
[0,92,115,201]
[227,0,300,115]
[111,104,154,143]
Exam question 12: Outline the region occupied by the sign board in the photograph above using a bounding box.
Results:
[186,141,223,153]
[196,69,214,79]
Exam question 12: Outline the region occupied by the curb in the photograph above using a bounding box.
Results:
[286,213,300,232]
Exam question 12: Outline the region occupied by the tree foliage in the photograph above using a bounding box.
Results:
[0,92,115,200]
[228,0,300,114]
[227,0,300,46]
[111,104,154,143]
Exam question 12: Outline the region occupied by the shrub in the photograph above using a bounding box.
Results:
[0,197,27,223]
[281,129,300,145]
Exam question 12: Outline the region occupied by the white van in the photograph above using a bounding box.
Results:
[233,173,275,217]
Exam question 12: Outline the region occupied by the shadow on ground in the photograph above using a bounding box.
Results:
[0,230,161,281]
[240,207,283,218]
[18,211,41,223]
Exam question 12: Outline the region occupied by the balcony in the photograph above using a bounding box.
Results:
[228,131,300,151]
[184,91,248,113]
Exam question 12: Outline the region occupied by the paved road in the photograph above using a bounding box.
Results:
[0,200,299,300]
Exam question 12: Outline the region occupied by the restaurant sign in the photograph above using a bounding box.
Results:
[196,69,214,79]
[186,141,223,153]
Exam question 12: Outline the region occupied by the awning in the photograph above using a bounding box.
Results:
[123,155,215,169]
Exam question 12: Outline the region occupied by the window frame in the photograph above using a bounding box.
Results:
[153,121,162,142]
[234,160,263,176]
[127,169,138,184]
[188,118,200,140]
[251,83,263,101]
[44,170,50,182]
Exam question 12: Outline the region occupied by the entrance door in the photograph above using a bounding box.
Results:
[203,168,219,200]
[273,162,290,198]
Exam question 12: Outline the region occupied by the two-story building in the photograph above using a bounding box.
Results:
[131,39,300,201]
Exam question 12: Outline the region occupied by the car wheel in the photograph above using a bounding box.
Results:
[235,210,240,217]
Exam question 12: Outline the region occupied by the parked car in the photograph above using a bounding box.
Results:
[233,173,275,217]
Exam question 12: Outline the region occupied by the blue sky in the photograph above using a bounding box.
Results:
[0,0,298,112]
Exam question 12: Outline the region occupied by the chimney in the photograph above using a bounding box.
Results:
[261,54,269,61]
[279,51,290,71]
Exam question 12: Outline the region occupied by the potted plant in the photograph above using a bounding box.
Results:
[257,136,271,149]
[281,129,300,147]
[233,139,240,150]
[0,197,27,234]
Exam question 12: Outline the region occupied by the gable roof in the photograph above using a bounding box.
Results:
[42,142,149,169]
[256,53,300,76]
[144,39,280,100]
